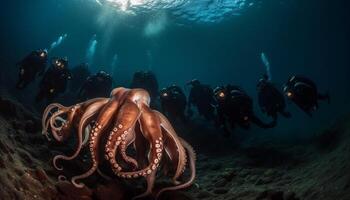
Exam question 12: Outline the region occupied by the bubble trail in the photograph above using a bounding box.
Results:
[49,34,68,52]
[261,52,272,80]
[86,34,98,65]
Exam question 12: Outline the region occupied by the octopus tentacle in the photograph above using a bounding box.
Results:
[44,116,55,141]
[42,103,65,124]
[106,100,140,173]
[71,98,122,188]
[132,170,156,200]
[156,137,196,199]
[155,111,187,184]
[42,103,66,138]
[49,109,68,141]
[134,121,149,169]
[82,125,91,146]
[113,105,163,179]
[162,128,180,176]
[53,99,109,170]
[119,125,139,169]
[47,98,104,141]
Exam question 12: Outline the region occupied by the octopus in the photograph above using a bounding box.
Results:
[42,87,196,199]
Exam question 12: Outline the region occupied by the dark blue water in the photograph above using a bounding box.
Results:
[0,0,349,139]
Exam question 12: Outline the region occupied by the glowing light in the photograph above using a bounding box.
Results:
[97,0,255,23]
[219,92,225,98]
[287,92,293,98]
[105,0,146,11]
[95,0,102,5]
[144,12,167,37]
[55,60,61,66]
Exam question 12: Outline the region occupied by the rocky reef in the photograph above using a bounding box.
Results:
[0,94,350,200]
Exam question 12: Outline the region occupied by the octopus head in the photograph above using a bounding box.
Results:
[130,89,151,107]
[110,87,126,97]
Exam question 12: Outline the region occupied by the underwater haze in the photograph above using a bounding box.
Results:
[1,0,349,135]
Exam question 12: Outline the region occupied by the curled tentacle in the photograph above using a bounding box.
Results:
[70,89,127,187]
[71,160,98,188]
[53,98,109,171]
[156,137,196,199]
[156,111,187,184]
[113,104,163,179]
[119,126,139,169]
[42,103,65,135]
[70,121,106,188]
[49,109,68,141]
[58,175,67,182]
[106,100,140,174]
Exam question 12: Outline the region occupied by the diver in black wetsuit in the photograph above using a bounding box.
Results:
[214,85,276,137]
[130,70,159,100]
[187,79,216,121]
[36,57,72,103]
[16,49,48,89]
[257,74,291,120]
[283,75,330,117]
[69,63,91,93]
[160,84,188,123]
[77,71,113,101]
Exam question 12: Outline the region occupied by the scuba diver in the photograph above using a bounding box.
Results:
[187,79,216,122]
[160,84,188,123]
[35,57,72,103]
[77,70,113,101]
[69,63,91,92]
[16,49,48,89]
[130,70,159,100]
[214,85,276,137]
[283,75,330,117]
[257,74,291,120]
